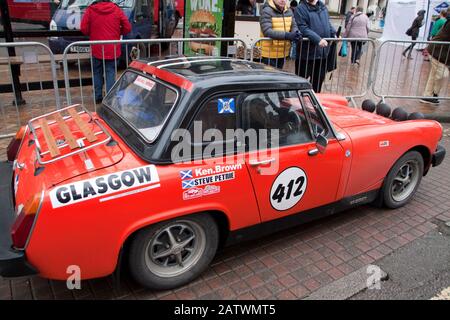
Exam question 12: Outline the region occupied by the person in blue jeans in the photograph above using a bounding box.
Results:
[92,58,117,103]
[81,0,131,103]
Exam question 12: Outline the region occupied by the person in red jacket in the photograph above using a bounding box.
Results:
[81,0,132,103]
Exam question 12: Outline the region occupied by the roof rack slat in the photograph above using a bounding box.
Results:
[68,108,97,143]
[39,119,60,157]
[54,112,78,150]
[28,104,112,166]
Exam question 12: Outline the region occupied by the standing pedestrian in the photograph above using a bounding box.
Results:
[423,9,447,62]
[343,7,369,65]
[420,20,450,104]
[259,0,301,69]
[345,7,356,28]
[290,0,298,10]
[380,6,387,27]
[403,10,426,59]
[294,0,336,92]
[430,9,447,39]
[237,0,257,16]
[290,0,299,59]
[81,0,132,104]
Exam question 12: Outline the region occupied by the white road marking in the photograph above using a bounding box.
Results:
[431,287,450,300]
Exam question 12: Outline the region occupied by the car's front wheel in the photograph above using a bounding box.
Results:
[128,214,218,290]
[382,150,424,208]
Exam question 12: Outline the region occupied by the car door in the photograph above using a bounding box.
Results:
[176,93,261,229]
[243,90,346,222]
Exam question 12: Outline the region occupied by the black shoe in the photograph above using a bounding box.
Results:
[420,97,439,104]
[433,93,440,103]
[95,98,103,104]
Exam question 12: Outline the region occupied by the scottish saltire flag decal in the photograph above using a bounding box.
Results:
[182,180,195,189]
[218,98,235,114]
[180,169,193,180]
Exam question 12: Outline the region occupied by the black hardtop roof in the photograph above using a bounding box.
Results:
[137,56,312,89]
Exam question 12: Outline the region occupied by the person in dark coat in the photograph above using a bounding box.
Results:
[294,0,336,92]
[345,6,356,28]
[402,10,426,59]
[237,0,256,16]
[236,0,256,16]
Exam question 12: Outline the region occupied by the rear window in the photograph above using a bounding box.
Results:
[104,71,178,142]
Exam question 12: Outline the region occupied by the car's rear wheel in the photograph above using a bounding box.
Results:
[128,214,218,290]
[382,151,424,208]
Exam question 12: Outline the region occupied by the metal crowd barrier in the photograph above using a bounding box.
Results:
[0,42,60,139]
[250,37,377,105]
[372,39,450,101]
[1,37,450,141]
[62,38,248,108]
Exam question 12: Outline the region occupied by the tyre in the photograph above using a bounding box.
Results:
[128,214,219,290]
[381,151,424,209]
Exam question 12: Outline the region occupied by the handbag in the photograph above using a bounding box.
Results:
[406,27,412,36]
[339,40,348,57]
[327,40,338,73]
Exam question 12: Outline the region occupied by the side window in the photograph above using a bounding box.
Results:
[187,95,238,157]
[299,92,329,138]
[242,91,313,149]
[189,96,237,136]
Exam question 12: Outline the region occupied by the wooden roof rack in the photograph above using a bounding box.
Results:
[28,104,111,165]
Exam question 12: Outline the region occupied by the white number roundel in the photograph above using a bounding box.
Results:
[270,167,308,211]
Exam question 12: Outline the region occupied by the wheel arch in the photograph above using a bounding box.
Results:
[408,145,432,174]
[116,210,231,274]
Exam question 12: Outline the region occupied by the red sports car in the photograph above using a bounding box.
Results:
[0,57,445,290]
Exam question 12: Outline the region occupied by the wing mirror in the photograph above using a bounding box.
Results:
[316,133,328,154]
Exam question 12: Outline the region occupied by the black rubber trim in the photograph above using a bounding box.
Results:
[432,145,446,167]
[226,189,379,246]
[0,161,37,277]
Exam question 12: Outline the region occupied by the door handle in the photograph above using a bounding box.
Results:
[308,148,319,156]
[249,158,276,166]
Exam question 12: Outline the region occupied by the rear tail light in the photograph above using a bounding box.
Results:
[7,126,27,161]
[11,191,43,249]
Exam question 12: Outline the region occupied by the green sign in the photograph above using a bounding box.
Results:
[183,0,224,56]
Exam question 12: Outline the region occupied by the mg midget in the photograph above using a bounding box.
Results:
[0,57,445,290]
